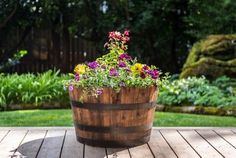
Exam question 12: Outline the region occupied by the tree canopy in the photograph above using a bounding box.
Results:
[1,0,236,73]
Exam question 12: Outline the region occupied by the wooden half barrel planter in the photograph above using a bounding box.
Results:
[69,86,158,147]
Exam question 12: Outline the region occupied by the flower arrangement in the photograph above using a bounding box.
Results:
[66,30,160,97]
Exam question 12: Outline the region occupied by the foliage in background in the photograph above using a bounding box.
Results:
[2,0,236,73]
[0,70,69,110]
[185,0,236,39]
[0,50,27,71]
[157,76,236,107]
[1,71,236,110]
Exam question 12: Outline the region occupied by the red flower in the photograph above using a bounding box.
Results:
[140,72,146,79]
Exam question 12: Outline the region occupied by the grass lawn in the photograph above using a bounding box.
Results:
[0,109,235,127]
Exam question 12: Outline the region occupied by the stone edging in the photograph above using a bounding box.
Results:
[156,104,236,116]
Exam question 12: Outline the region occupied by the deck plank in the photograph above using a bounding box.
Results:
[129,144,154,158]
[0,128,236,158]
[0,130,28,158]
[37,129,66,158]
[14,130,47,158]
[106,148,131,158]
[214,129,236,148]
[197,130,236,158]
[160,130,200,158]
[85,145,107,158]
[148,130,177,158]
[61,130,84,158]
[0,130,9,144]
[179,130,223,158]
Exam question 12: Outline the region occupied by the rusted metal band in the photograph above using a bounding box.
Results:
[70,100,156,110]
[77,135,151,147]
[74,123,152,133]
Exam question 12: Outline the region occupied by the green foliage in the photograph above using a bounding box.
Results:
[157,76,236,107]
[180,35,236,79]
[0,50,28,71]
[0,70,69,110]
[2,0,236,73]
[185,0,236,39]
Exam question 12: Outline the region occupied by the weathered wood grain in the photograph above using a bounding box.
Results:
[0,130,9,144]
[129,144,154,158]
[84,145,107,158]
[0,128,235,158]
[61,130,84,158]
[37,129,66,158]
[179,130,222,158]
[197,130,236,158]
[214,129,236,148]
[106,148,131,158]
[14,130,47,158]
[148,130,177,158]
[160,130,200,158]
[0,130,28,158]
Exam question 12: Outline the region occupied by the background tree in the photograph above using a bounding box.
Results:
[1,0,236,73]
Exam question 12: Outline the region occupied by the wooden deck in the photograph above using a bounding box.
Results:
[0,127,236,158]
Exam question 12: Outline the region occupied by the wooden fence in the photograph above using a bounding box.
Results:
[5,28,99,73]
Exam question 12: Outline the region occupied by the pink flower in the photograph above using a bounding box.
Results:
[96,89,103,95]
[124,30,129,36]
[109,31,122,41]
[122,36,130,43]
[69,85,74,91]
[109,68,119,76]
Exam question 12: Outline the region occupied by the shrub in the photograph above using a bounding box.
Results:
[157,76,236,107]
[0,70,69,110]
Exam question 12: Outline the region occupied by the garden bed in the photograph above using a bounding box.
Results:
[5,103,236,117]
[156,104,236,116]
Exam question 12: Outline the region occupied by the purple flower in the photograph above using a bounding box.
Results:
[148,69,159,79]
[69,85,74,91]
[119,82,126,87]
[96,89,103,95]
[109,68,119,77]
[88,61,99,69]
[118,62,126,68]
[74,74,80,81]
[118,53,131,61]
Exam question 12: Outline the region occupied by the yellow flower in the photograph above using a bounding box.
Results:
[131,63,143,74]
[74,64,86,74]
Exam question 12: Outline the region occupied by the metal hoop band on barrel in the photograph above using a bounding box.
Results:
[76,132,151,147]
[74,123,152,133]
[70,100,156,110]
